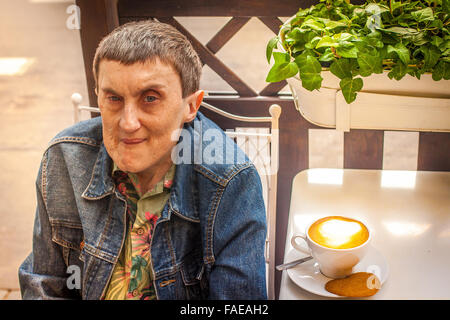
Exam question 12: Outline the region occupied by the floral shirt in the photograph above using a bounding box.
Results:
[103,164,175,300]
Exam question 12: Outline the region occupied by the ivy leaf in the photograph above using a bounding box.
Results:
[414,67,426,80]
[340,77,364,104]
[382,27,418,36]
[294,51,312,68]
[388,61,408,80]
[338,33,355,42]
[273,52,290,64]
[432,61,450,80]
[325,20,348,31]
[315,35,339,49]
[286,27,304,41]
[410,31,429,46]
[330,59,353,79]
[301,18,325,31]
[336,44,359,58]
[305,36,322,49]
[411,7,434,23]
[299,55,323,91]
[445,63,450,80]
[387,43,411,65]
[444,0,450,14]
[429,19,443,29]
[365,31,384,48]
[266,36,279,63]
[266,52,298,82]
[357,52,383,76]
[266,61,299,82]
[420,45,441,70]
[318,48,335,62]
[390,0,407,13]
[430,36,444,48]
[365,3,389,15]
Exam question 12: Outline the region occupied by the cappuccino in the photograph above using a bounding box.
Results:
[308,216,369,249]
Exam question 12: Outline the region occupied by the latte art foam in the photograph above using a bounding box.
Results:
[308,216,369,249]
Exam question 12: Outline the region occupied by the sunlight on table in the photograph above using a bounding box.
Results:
[382,221,431,237]
[381,170,417,189]
[307,169,343,185]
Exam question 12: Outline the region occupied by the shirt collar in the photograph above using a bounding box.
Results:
[81,141,177,201]
[112,162,176,199]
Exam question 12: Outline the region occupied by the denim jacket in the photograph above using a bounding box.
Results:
[18,112,267,300]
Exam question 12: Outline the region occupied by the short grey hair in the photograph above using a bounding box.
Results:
[93,20,202,97]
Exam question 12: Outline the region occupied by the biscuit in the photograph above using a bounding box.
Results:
[325,272,381,297]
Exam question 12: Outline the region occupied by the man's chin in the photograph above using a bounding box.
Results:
[119,166,143,174]
[114,160,145,174]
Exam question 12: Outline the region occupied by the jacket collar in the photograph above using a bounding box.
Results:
[164,118,202,223]
[82,142,115,200]
[164,163,200,223]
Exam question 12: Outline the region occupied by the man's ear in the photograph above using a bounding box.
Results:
[184,90,204,123]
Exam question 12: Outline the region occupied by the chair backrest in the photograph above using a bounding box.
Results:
[71,93,281,300]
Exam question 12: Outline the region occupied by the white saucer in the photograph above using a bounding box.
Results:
[285,245,389,298]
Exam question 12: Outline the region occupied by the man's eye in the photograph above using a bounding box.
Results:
[144,96,157,103]
[108,96,121,102]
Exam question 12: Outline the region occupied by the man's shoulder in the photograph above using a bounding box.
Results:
[48,117,103,149]
[189,112,254,186]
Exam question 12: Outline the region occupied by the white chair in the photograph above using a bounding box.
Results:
[71,93,281,300]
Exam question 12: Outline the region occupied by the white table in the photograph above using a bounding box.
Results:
[279,169,450,300]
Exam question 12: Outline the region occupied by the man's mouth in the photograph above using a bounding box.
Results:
[121,138,146,145]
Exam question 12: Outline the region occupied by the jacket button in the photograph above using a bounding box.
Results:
[137,228,144,235]
[132,289,139,297]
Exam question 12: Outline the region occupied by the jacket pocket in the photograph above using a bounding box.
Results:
[50,220,84,298]
[50,220,84,266]
[50,220,84,250]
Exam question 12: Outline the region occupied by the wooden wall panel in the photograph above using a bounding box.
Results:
[76,0,118,106]
[418,132,450,171]
[344,130,384,169]
[119,0,328,17]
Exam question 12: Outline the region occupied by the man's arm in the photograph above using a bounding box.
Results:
[208,165,267,299]
[18,152,78,299]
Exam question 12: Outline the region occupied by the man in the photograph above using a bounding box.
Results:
[18,20,267,300]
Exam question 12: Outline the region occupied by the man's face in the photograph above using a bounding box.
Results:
[96,58,201,176]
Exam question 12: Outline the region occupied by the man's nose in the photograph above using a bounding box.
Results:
[119,103,141,132]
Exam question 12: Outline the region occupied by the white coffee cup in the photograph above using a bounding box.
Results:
[291,216,371,279]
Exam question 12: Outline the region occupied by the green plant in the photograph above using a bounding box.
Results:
[266,0,450,103]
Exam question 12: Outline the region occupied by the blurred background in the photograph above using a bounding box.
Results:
[1,0,88,299]
[0,0,417,299]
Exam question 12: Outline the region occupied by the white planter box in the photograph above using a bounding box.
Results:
[287,71,450,132]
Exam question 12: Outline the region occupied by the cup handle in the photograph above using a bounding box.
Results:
[291,234,311,255]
